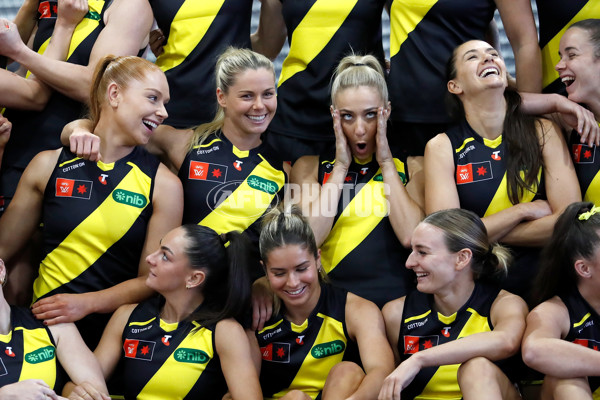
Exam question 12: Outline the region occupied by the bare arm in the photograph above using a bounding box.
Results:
[376,108,423,247]
[381,297,405,365]
[216,319,262,400]
[0,116,11,167]
[2,0,152,103]
[13,0,38,44]
[379,291,528,399]
[522,297,600,377]
[290,111,351,246]
[345,293,395,400]
[496,0,541,93]
[251,0,286,60]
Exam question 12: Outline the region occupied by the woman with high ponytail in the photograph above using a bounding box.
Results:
[253,205,394,400]
[380,208,528,400]
[425,39,581,298]
[522,202,600,399]
[290,53,424,308]
[71,225,262,399]
[0,55,183,348]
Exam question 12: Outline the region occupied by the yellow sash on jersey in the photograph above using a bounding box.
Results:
[269,314,346,400]
[32,0,105,77]
[137,323,213,399]
[156,0,226,72]
[33,162,152,301]
[199,155,285,234]
[583,169,600,204]
[15,327,57,387]
[320,159,405,274]
[389,0,438,58]
[278,0,358,87]
[483,169,542,217]
[541,2,600,88]
[418,308,490,399]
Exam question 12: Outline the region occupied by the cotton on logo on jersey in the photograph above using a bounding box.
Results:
[572,144,596,164]
[123,339,155,361]
[404,335,439,354]
[188,161,227,183]
[55,178,93,199]
[456,161,493,185]
[261,342,290,363]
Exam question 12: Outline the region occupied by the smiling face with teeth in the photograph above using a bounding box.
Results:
[264,244,322,320]
[556,27,600,106]
[406,223,471,296]
[447,40,507,97]
[218,67,276,142]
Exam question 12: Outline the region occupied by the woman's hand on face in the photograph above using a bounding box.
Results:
[332,109,352,170]
[375,107,393,167]
[251,276,274,331]
[66,382,110,400]
[31,293,95,325]
[0,379,63,400]
[378,356,422,400]
[69,130,102,162]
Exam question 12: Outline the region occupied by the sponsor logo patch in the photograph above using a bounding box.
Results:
[247,175,279,194]
[188,161,227,183]
[113,189,147,208]
[174,348,210,364]
[404,335,439,354]
[311,340,345,359]
[572,144,596,164]
[55,178,92,199]
[25,346,55,364]
[123,339,155,361]
[456,161,493,185]
[261,342,290,363]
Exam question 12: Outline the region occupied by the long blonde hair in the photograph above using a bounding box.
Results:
[189,47,275,150]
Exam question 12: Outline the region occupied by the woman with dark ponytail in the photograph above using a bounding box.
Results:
[425,40,581,298]
[70,225,262,399]
[522,202,600,399]
[0,55,183,348]
[380,208,528,400]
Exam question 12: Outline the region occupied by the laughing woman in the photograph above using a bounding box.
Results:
[253,206,394,400]
[425,40,580,298]
[379,209,527,400]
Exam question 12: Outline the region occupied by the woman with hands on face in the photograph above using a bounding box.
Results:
[289,54,424,311]
[0,259,108,400]
[379,209,527,400]
[425,40,581,299]
[0,55,183,348]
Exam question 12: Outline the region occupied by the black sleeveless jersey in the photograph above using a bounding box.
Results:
[536,0,600,94]
[268,0,386,141]
[559,288,600,396]
[148,0,252,128]
[387,0,495,124]
[0,306,57,389]
[317,152,414,308]
[570,130,600,205]
[257,284,355,399]
[398,283,500,399]
[2,0,109,173]
[120,297,227,399]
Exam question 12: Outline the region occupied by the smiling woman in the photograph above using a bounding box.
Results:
[424,40,581,300]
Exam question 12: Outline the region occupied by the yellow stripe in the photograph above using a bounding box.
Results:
[455,137,475,154]
[31,1,104,78]
[17,327,56,388]
[137,327,214,399]
[155,0,226,72]
[419,308,490,398]
[541,2,600,88]
[483,169,541,217]
[482,135,502,149]
[573,312,591,328]
[403,310,431,324]
[129,317,156,327]
[321,159,405,273]
[199,156,285,233]
[59,157,82,168]
[33,163,152,300]
[272,314,346,400]
[584,169,600,204]
[259,319,284,335]
[437,312,457,325]
[389,0,438,58]
[193,138,222,150]
[278,0,358,86]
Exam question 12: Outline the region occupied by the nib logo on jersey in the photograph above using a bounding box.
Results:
[311,340,345,359]
[55,178,92,199]
[261,342,290,363]
[456,161,493,185]
[124,339,155,361]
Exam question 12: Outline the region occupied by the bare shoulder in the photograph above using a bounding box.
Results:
[425,132,452,153]
[382,296,406,327]
[491,290,528,314]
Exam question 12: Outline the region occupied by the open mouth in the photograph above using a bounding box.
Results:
[357,143,367,150]
[247,114,267,122]
[415,272,429,279]
[143,119,158,131]
[479,67,500,78]
[562,76,575,87]
[285,286,306,296]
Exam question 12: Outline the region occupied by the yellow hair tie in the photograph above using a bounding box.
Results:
[578,205,600,221]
